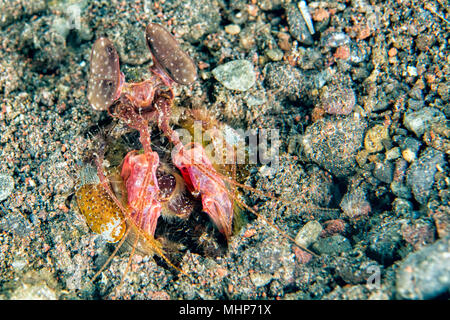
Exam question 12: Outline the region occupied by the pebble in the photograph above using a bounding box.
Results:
[399,137,421,163]
[392,198,413,217]
[212,60,256,91]
[224,24,241,35]
[264,62,306,101]
[385,147,401,161]
[390,181,412,199]
[403,107,446,137]
[373,161,394,184]
[249,272,273,287]
[0,174,14,202]
[173,0,221,42]
[396,235,450,299]
[364,124,389,153]
[286,3,313,45]
[406,66,418,77]
[319,83,356,116]
[367,217,403,265]
[406,147,445,205]
[0,210,32,238]
[301,116,367,177]
[415,34,435,51]
[265,48,284,61]
[295,220,323,248]
[340,186,371,220]
[312,235,352,255]
[388,47,398,57]
[320,32,351,48]
[407,98,424,111]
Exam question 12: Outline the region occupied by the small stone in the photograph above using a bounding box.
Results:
[407,66,418,77]
[390,181,412,199]
[264,62,306,101]
[364,124,389,153]
[340,186,371,220]
[312,235,352,255]
[277,32,292,51]
[321,219,346,237]
[265,48,284,61]
[250,272,273,287]
[312,8,330,22]
[0,174,14,202]
[212,60,256,91]
[406,147,445,205]
[399,137,421,163]
[385,147,401,161]
[437,83,449,101]
[334,45,350,60]
[415,34,435,51]
[318,83,356,116]
[430,206,450,238]
[407,98,424,111]
[321,32,351,48]
[373,161,394,184]
[402,149,416,163]
[401,220,435,250]
[403,107,446,137]
[286,3,313,45]
[396,235,450,299]
[293,247,313,264]
[301,116,367,177]
[225,24,241,35]
[295,220,323,248]
[392,198,413,217]
[388,47,398,57]
[367,217,403,265]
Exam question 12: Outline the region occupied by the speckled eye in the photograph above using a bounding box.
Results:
[87,38,121,111]
[145,23,197,85]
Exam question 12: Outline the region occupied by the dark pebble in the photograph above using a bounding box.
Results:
[312,235,352,255]
[406,147,445,205]
[396,235,450,299]
[286,3,313,46]
[301,116,367,177]
[367,217,403,266]
[264,62,307,101]
[373,161,394,184]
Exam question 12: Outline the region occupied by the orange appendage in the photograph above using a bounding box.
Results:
[76,183,126,243]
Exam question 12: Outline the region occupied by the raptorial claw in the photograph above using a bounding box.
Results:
[121,150,162,236]
[172,143,233,239]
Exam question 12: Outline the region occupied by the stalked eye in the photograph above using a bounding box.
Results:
[145,23,197,85]
[87,38,121,111]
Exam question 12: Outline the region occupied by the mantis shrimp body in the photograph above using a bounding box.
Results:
[80,22,237,274]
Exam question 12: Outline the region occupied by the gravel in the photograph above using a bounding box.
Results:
[0,0,448,301]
